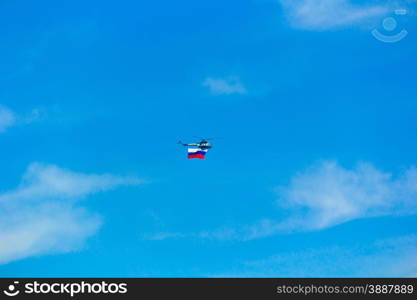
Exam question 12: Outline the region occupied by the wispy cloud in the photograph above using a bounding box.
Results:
[278,0,389,30]
[237,161,417,240]
[143,227,237,241]
[147,161,417,241]
[0,163,144,264]
[202,77,247,95]
[0,106,16,132]
[211,235,417,277]
[0,105,45,133]
[274,161,417,231]
[143,232,187,241]
[23,108,46,124]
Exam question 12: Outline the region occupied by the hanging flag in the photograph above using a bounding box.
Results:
[188,148,208,159]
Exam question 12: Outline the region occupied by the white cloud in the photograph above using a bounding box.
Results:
[0,105,45,133]
[0,106,16,132]
[242,161,417,239]
[147,161,417,241]
[203,77,247,95]
[212,235,417,277]
[144,227,238,241]
[143,232,187,241]
[275,161,417,231]
[278,0,389,30]
[0,163,144,264]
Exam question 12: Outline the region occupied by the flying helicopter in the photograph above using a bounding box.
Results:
[178,137,214,159]
[178,137,213,150]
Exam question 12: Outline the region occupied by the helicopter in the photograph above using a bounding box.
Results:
[178,137,213,150]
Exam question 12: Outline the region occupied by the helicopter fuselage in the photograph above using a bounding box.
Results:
[179,139,212,150]
[198,144,211,150]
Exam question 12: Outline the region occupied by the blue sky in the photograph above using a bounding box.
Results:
[1,0,417,277]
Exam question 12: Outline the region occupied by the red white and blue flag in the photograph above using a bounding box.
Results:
[188,148,208,159]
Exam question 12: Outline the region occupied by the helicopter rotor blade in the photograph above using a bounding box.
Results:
[192,136,220,140]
